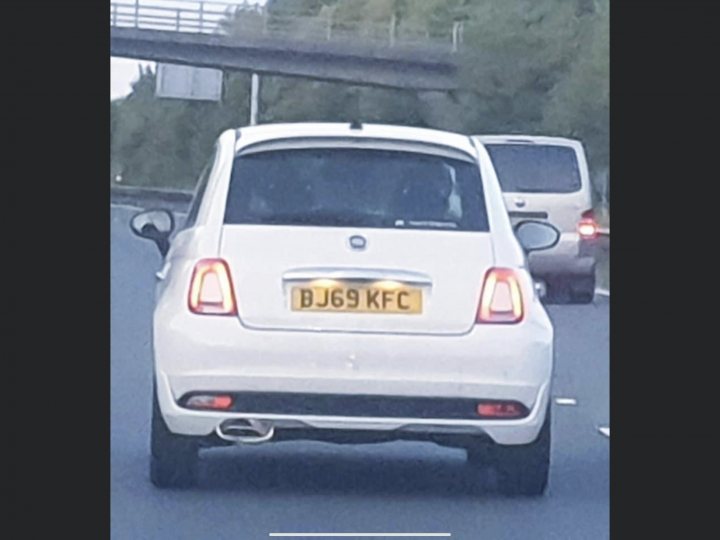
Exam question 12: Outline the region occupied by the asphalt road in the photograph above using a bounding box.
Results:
[111,205,609,540]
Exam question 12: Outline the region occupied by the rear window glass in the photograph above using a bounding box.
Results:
[484,144,582,193]
[224,148,489,232]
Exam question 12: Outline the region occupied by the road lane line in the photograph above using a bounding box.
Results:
[269,535,451,537]
[598,426,610,438]
[554,397,577,406]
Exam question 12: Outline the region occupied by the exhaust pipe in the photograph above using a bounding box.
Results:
[215,418,275,444]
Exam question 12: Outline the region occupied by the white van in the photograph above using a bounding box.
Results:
[474,135,599,304]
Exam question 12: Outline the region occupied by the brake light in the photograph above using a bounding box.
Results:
[188,258,237,315]
[476,268,524,324]
[578,210,598,239]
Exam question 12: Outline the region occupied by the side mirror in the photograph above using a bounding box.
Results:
[130,209,175,257]
[514,220,560,253]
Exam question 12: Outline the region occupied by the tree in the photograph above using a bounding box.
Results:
[542,0,609,174]
[110,66,251,188]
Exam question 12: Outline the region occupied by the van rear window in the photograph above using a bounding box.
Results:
[484,144,582,193]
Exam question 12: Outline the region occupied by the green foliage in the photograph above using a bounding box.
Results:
[111,67,251,188]
[542,0,609,171]
[111,0,608,192]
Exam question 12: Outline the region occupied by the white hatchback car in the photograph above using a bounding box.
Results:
[130,123,558,496]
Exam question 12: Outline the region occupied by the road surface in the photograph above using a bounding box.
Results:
[111,205,609,540]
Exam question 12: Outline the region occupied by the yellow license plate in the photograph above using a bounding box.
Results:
[291,282,422,314]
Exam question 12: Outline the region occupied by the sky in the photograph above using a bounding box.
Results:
[110,0,265,100]
[111,57,155,100]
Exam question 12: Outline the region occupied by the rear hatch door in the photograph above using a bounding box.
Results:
[219,141,495,335]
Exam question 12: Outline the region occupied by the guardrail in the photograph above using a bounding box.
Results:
[110,0,465,52]
[111,185,193,210]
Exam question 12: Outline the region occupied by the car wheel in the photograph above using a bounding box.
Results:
[150,381,199,488]
[465,436,494,466]
[490,408,551,497]
[541,277,570,304]
[569,274,596,304]
[544,274,595,304]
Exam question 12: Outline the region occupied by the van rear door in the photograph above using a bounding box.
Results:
[478,138,593,232]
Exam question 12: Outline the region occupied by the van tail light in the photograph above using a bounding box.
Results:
[188,258,237,315]
[476,268,524,324]
[578,209,598,239]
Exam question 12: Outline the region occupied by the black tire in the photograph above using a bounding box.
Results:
[569,274,596,304]
[542,277,571,304]
[150,382,199,488]
[544,274,595,305]
[490,409,551,497]
[465,440,493,466]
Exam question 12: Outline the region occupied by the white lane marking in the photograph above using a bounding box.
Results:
[595,288,610,297]
[269,535,451,538]
[554,397,577,406]
[598,426,610,438]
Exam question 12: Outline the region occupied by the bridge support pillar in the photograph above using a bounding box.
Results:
[250,73,260,125]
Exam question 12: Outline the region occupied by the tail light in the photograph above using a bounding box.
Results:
[578,209,598,239]
[188,258,237,315]
[476,268,524,324]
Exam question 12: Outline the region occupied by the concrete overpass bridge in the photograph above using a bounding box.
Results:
[110,0,462,91]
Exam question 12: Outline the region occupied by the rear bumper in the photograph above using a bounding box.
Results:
[177,391,530,419]
[153,302,554,446]
[156,371,551,445]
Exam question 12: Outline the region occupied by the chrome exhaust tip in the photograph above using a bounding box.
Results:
[215,418,275,444]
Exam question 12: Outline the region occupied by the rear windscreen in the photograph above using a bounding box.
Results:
[484,144,582,193]
[224,147,489,232]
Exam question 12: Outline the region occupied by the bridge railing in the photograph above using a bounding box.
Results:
[110,0,240,34]
[110,0,464,52]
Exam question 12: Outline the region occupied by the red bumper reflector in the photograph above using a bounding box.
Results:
[186,394,234,410]
[476,401,526,418]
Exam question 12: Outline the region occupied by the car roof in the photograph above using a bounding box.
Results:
[234,123,477,156]
[473,134,582,148]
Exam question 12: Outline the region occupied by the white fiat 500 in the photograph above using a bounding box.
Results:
[130,123,558,495]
